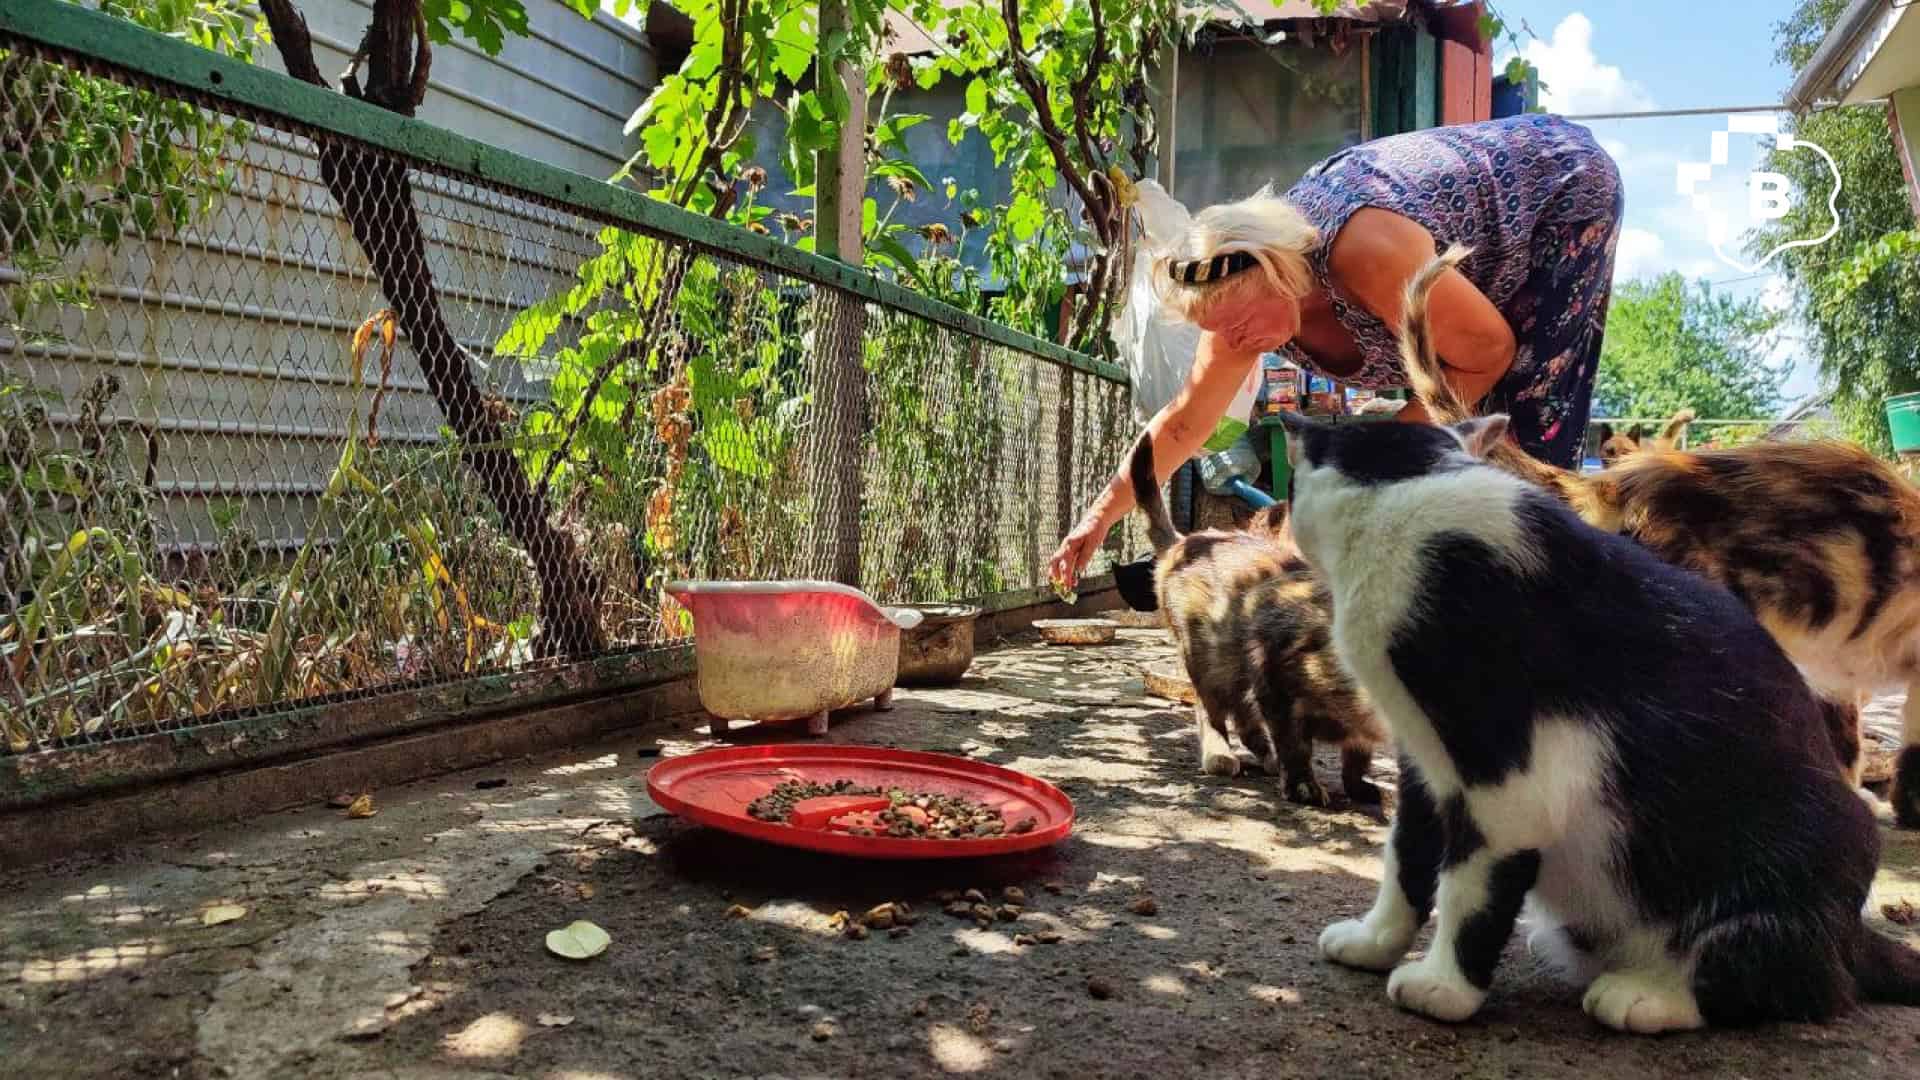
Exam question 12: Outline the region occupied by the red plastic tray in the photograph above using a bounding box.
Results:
[645,744,1074,859]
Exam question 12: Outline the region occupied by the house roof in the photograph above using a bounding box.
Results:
[1784,0,1920,110]
[884,1,1411,58]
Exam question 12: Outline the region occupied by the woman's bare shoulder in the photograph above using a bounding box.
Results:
[1327,208,1433,316]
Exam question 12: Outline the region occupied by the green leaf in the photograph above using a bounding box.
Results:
[545,920,611,960]
[874,114,930,151]
[1007,193,1045,241]
[869,234,926,290]
[703,417,770,477]
[965,77,988,117]
[786,95,832,151]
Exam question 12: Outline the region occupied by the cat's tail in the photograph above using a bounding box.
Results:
[1128,431,1180,555]
[1398,244,1587,501]
[1658,408,1697,447]
[1855,925,1920,1006]
[1398,243,1474,425]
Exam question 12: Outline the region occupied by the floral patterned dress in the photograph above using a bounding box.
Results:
[1273,114,1625,468]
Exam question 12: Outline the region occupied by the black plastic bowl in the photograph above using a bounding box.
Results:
[1113,556,1159,612]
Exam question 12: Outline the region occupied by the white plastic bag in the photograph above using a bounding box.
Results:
[1113,181,1259,448]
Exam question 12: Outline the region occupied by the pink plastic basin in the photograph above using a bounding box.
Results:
[667,580,924,736]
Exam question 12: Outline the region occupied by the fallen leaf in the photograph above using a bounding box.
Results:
[537,1013,574,1028]
[545,920,611,960]
[346,794,377,819]
[576,883,596,901]
[201,904,247,927]
[1883,899,1919,926]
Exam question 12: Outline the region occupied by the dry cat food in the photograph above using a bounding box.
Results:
[745,780,1037,838]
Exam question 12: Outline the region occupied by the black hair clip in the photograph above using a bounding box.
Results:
[1167,250,1258,285]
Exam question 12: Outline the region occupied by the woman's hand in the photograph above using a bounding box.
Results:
[1048,512,1112,592]
[1190,275,1301,357]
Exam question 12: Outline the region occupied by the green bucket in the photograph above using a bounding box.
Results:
[1887,393,1920,454]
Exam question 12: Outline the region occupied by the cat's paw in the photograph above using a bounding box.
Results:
[1856,786,1895,825]
[1346,777,1384,805]
[1201,752,1242,778]
[1319,918,1410,971]
[1285,774,1332,808]
[1386,958,1485,1023]
[1582,973,1704,1035]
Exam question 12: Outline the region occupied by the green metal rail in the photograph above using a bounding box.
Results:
[0,0,1126,385]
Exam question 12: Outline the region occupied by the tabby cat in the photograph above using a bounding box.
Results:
[1277,407,1920,1031]
[1596,408,1694,468]
[1128,432,1384,806]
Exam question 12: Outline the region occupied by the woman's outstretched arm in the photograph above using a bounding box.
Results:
[1047,332,1264,587]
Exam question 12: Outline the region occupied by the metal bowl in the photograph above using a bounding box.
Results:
[1104,609,1163,630]
[1142,660,1197,705]
[896,604,982,686]
[1033,619,1118,646]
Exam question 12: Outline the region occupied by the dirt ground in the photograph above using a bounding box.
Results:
[3,628,1919,1080]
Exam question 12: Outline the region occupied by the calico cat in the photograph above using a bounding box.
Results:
[1128,432,1385,806]
[1595,408,1694,468]
[1402,245,1920,826]
[1276,407,1920,1031]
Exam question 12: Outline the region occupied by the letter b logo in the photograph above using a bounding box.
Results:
[1748,172,1793,221]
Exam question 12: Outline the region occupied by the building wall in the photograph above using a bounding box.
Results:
[11,2,659,555]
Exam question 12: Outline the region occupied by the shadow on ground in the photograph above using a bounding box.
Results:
[2,629,1918,1078]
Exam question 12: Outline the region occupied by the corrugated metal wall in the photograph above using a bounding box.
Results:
[7,2,657,556]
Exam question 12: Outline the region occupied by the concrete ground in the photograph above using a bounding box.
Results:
[3,629,1919,1079]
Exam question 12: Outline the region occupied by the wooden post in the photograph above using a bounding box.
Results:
[1151,32,1178,192]
[807,0,869,587]
[813,0,865,264]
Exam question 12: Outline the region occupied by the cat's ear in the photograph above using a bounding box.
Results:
[1277,410,1319,468]
[1596,422,1614,443]
[1626,424,1645,444]
[1450,414,1510,459]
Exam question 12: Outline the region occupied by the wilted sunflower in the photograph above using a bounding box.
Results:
[885,52,913,92]
[887,175,917,202]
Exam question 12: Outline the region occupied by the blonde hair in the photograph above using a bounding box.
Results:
[1151,184,1319,325]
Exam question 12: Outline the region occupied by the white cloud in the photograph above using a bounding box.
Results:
[1612,227,1666,282]
[1759,274,1795,312]
[1521,14,1656,116]
[1600,138,1629,164]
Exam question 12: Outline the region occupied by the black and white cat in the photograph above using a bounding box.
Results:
[1275,409,1920,1032]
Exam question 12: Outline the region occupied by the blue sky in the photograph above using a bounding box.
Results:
[1491,1,1825,402]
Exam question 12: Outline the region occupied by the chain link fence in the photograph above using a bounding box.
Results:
[0,13,1141,758]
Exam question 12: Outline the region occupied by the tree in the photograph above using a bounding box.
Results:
[256,0,608,658]
[1592,272,1785,421]
[1754,0,1920,453]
